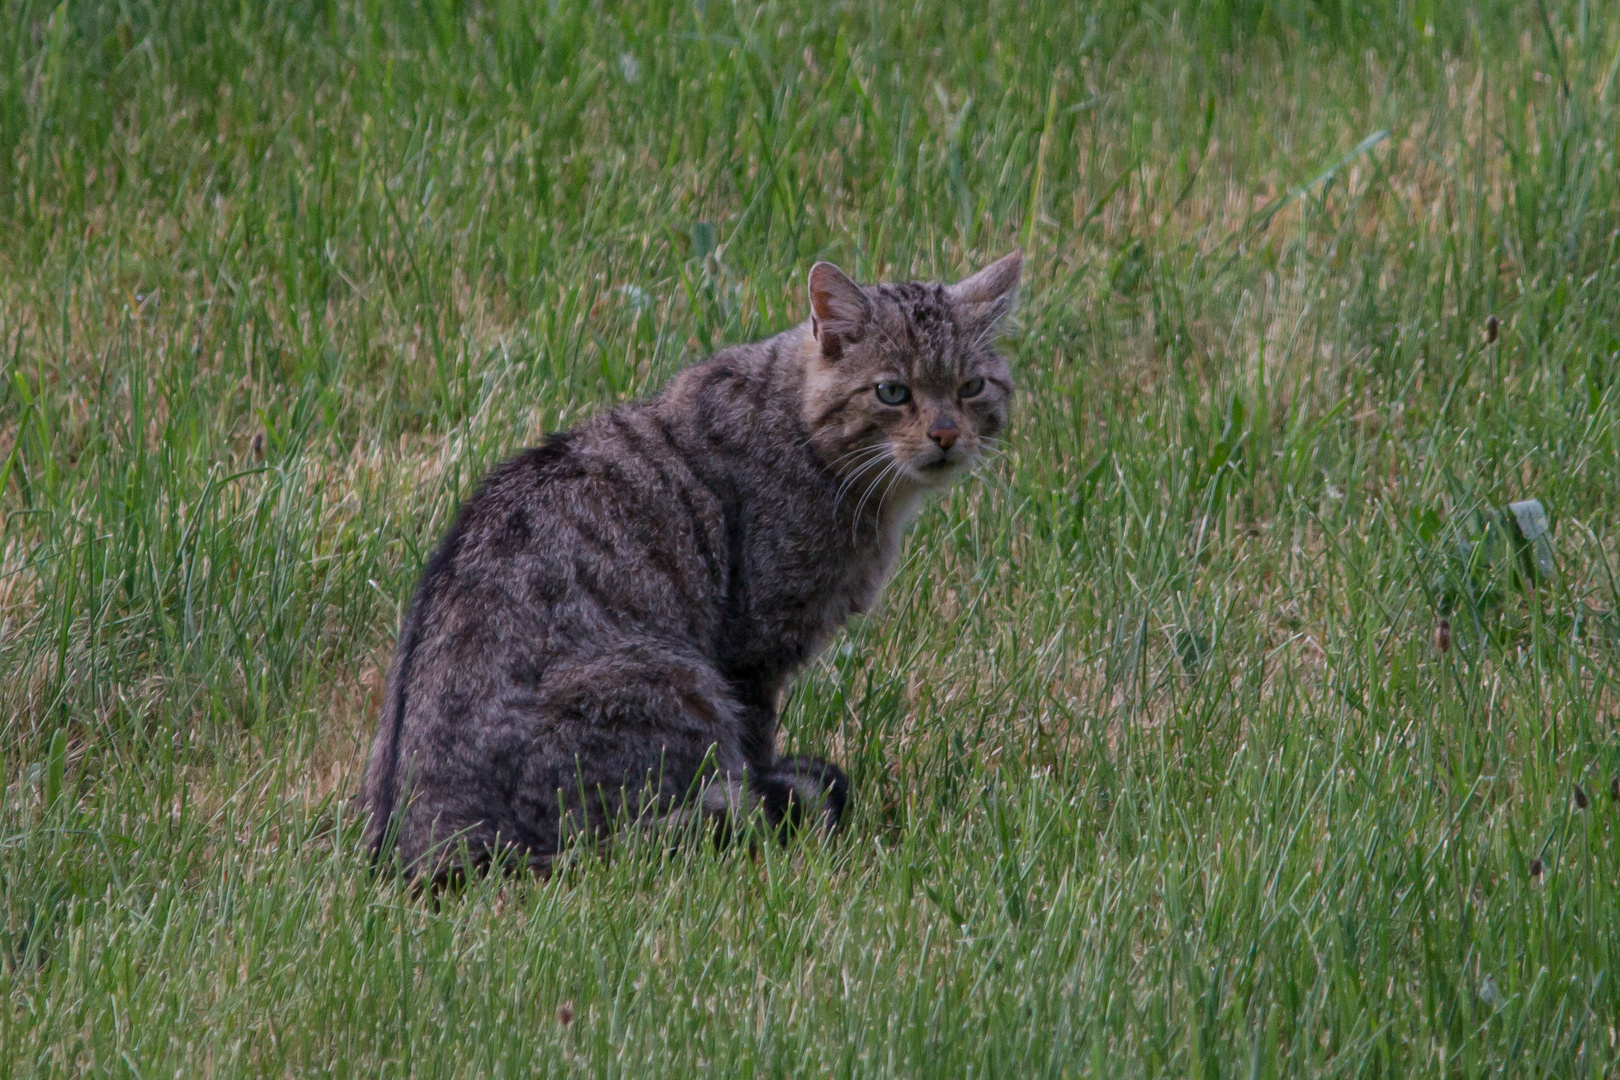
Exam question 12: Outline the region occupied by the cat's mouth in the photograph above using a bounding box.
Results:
[912,453,967,482]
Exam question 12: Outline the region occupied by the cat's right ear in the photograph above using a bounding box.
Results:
[808,262,870,360]
[946,250,1022,334]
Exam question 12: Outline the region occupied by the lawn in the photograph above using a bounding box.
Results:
[2,0,1619,1075]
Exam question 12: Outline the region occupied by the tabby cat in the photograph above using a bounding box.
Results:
[360,251,1022,879]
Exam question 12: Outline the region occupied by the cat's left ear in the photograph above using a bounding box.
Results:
[947,250,1022,334]
[808,261,871,360]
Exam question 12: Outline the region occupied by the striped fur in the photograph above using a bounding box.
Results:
[360,253,1021,879]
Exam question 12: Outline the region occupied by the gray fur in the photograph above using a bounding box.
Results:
[360,252,1022,879]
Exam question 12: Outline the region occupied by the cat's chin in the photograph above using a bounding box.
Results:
[904,457,970,490]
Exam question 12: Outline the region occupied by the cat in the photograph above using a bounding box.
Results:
[360,251,1022,880]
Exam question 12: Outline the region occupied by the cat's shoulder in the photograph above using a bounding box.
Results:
[660,330,808,412]
[480,429,588,493]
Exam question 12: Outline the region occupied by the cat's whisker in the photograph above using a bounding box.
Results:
[849,461,884,526]
[833,454,890,506]
[842,446,894,485]
[969,443,1012,471]
[850,471,885,541]
[851,457,904,535]
[834,441,893,473]
[825,442,892,473]
[833,449,895,511]
[965,452,1019,502]
[972,444,1011,469]
[872,458,912,535]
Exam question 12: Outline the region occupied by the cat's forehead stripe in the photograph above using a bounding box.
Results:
[874,281,960,374]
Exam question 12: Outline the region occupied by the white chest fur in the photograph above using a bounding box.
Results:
[845,486,925,617]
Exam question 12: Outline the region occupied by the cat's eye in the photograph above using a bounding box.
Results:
[959,377,986,398]
[875,382,911,406]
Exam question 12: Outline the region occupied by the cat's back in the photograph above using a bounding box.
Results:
[360,396,741,847]
[389,339,792,709]
[418,396,739,661]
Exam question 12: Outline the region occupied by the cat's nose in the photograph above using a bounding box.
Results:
[928,419,958,450]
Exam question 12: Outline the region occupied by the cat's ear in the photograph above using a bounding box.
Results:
[947,250,1022,334]
[808,261,871,360]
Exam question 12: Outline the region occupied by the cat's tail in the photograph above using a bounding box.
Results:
[359,651,410,864]
[361,520,467,866]
[759,757,849,834]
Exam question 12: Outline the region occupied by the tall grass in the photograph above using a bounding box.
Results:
[2,0,1618,1074]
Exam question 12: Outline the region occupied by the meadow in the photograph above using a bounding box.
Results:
[2,0,1619,1074]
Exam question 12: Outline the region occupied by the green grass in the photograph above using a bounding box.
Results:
[2,0,1619,1074]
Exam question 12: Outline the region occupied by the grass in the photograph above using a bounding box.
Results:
[2,0,1619,1074]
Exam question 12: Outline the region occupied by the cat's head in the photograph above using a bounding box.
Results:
[800,252,1022,495]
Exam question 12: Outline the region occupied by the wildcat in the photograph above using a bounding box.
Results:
[360,251,1022,880]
